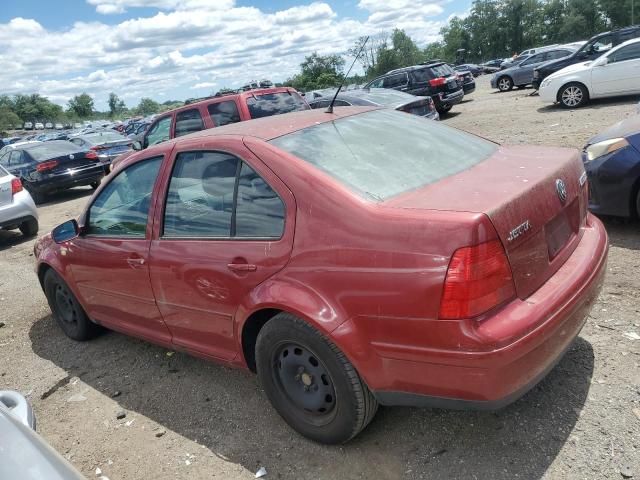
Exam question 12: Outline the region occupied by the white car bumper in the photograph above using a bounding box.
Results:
[539,83,558,103]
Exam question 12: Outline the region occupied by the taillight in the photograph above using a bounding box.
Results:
[429,77,446,87]
[85,151,98,160]
[91,145,107,151]
[36,160,59,172]
[11,178,23,195]
[439,240,516,319]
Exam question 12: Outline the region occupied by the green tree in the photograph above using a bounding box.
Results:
[287,52,345,91]
[0,108,22,131]
[599,0,636,27]
[135,97,161,116]
[108,92,126,118]
[68,93,94,118]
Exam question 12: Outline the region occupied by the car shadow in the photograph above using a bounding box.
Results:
[0,229,35,251]
[30,315,594,479]
[440,111,462,120]
[38,187,94,207]
[601,216,640,251]
[536,95,640,113]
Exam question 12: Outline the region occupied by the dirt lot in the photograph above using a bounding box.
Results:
[1,77,639,480]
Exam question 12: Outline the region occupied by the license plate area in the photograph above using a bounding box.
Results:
[546,199,579,260]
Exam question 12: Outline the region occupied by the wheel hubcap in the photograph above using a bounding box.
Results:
[562,86,582,106]
[499,78,510,90]
[55,284,77,325]
[275,343,336,416]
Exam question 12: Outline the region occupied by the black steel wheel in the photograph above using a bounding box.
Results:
[19,218,39,237]
[43,269,101,341]
[256,313,378,444]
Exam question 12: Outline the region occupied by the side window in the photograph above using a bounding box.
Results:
[383,73,408,88]
[309,99,331,109]
[368,78,384,88]
[610,43,640,63]
[145,116,172,147]
[333,100,351,107]
[590,36,613,55]
[521,54,540,66]
[0,152,8,167]
[70,138,83,146]
[162,151,285,239]
[9,150,24,165]
[163,151,238,237]
[174,109,205,138]
[236,162,284,238]
[88,156,162,237]
[208,101,241,126]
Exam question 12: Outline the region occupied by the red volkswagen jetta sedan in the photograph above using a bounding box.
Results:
[34,107,608,444]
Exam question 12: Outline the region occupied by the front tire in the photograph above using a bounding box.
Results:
[19,218,39,237]
[43,269,101,341]
[255,313,378,444]
[558,83,588,108]
[497,76,513,91]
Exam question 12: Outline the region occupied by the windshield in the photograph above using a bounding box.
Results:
[83,132,125,144]
[246,92,309,119]
[270,110,497,201]
[25,141,84,161]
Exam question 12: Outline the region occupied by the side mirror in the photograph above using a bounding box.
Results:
[52,219,80,243]
[132,141,142,151]
[597,57,609,67]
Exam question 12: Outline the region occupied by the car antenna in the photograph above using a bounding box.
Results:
[326,36,369,114]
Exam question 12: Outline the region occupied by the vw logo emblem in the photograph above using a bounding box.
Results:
[69,154,74,159]
[556,179,567,204]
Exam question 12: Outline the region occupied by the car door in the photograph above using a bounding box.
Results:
[68,154,172,344]
[148,138,295,361]
[513,53,543,84]
[592,42,640,95]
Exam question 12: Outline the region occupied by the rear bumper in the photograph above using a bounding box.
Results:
[340,214,608,408]
[31,166,104,192]
[0,190,38,229]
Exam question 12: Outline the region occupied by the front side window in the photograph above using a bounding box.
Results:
[588,35,613,55]
[88,156,162,236]
[208,101,241,126]
[174,109,205,137]
[383,73,408,88]
[368,78,384,88]
[610,43,640,63]
[246,92,309,119]
[163,151,284,238]
[145,116,172,147]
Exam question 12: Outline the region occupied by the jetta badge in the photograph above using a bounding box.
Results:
[507,220,531,242]
[556,179,567,204]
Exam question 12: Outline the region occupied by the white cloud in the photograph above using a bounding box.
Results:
[0,1,448,109]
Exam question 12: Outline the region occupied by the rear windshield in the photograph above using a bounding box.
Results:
[411,64,455,82]
[246,92,309,119]
[25,141,83,161]
[270,109,497,201]
[83,132,125,143]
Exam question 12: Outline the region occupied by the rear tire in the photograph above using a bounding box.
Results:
[255,313,378,444]
[437,103,452,114]
[90,181,100,190]
[497,76,513,91]
[558,82,588,108]
[43,269,101,341]
[19,218,39,237]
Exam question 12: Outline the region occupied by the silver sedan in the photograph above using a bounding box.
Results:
[0,164,39,237]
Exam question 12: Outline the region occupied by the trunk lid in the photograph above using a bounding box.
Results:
[386,145,588,298]
[48,150,101,173]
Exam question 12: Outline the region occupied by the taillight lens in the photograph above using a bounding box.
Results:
[439,240,516,319]
[36,160,59,172]
[429,77,446,87]
[11,178,23,195]
[90,145,106,151]
[85,150,98,160]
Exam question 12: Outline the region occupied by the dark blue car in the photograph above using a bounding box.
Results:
[583,114,640,218]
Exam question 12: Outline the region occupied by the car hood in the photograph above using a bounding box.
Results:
[586,114,640,145]
[547,61,591,80]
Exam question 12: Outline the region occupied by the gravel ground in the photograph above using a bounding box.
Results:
[1,77,639,480]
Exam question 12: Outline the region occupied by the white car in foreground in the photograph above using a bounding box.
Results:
[540,38,640,108]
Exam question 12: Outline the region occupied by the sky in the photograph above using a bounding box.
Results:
[0,0,471,110]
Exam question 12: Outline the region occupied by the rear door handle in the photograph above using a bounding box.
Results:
[227,263,257,272]
[126,255,146,268]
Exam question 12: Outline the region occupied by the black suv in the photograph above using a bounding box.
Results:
[532,24,640,89]
[363,62,464,113]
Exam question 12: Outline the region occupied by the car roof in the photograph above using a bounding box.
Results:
[386,62,445,75]
[153,106,379,144]
[156,87,300,119]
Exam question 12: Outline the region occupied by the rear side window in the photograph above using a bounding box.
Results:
[174,109,205,138]
[163,151,284,238]
[208,101,241,126]
[610,43,640,63]
[270,109,497,201]
[246,92,309,119]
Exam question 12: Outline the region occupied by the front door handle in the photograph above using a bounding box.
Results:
[227,263,257,272]
[126,255,146,268]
